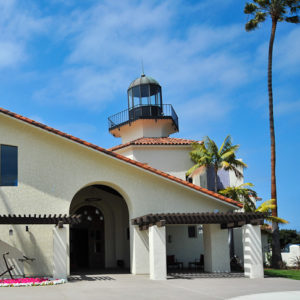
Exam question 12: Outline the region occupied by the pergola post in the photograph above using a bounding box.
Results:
[53,225,68,279]
[131,225,149,274]
[203,224,230,273]
[243,224,264,278]
[149,225,166,280]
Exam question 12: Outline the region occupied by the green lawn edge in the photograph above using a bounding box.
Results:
[264,269,300,280]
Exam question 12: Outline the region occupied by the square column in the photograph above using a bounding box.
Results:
[149,225,167,280]
[203,224,230,272]
[131,226,149,274]
[243,224,264,279]
[53,226,68,279]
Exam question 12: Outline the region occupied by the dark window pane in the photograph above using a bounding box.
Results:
[188,226,196,238]
[150,84,159,96]
[132,86,140,98]
[140,84,149,98]
[0,145,18,186]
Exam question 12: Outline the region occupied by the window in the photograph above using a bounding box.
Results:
[0,145,18,186]
[188,226,197,238]
[185,175,193,183]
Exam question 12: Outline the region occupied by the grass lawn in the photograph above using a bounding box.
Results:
[264,269,300,280]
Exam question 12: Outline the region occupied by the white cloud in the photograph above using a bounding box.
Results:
[0,1,50,69]
[0,42,25,67]
[32,1,252,109]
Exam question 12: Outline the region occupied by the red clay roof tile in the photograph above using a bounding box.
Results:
[108,137,202,151]
[0,107,242,208]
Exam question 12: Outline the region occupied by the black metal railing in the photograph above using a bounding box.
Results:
[108,104,179,131]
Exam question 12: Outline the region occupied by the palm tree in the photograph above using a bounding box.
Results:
[219,184,288,223]
[186,135,247,192]
[244,0,300,268]
[219,183,257,212]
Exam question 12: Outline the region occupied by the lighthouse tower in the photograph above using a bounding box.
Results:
[108,74,179,144]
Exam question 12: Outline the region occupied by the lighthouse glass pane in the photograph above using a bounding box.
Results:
[140,85,150,105]
[140,85,149,98]
[132,86,140,107]
[150,85,159,105]
[128,89,133,108]
[0,145,18,186]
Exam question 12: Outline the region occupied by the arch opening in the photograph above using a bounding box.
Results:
[69,184,130,274]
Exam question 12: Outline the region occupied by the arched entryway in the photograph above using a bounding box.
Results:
[69,184,130,274]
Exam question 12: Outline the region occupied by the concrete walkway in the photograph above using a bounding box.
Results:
[0,274,300,300]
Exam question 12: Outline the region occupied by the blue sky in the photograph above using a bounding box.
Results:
[0,1,299,230]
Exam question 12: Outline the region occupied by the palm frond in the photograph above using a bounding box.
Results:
[186,163,201,176]
[218,135,232,155]
[255,199,289,224]
[256,199,276,212]
[244,2,259,14]
[266,216,289,224]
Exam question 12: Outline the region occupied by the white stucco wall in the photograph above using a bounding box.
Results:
[243,224,264,279]
[0,225,55,276]
[116,145,194,181]
[282,245,300,267]
[111,119,176,143]
[166,225,203,267]
[149,225,166,280]
[203,224,230,272]
[0,113,236,276]
[0,240,24,278]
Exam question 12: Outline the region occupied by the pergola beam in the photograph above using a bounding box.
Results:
[131,212,268,230]
[0,214,82,225]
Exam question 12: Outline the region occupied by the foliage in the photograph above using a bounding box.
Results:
[264,268,300,280]
[280,229,300,248]
[219,183,257,212]
[256,199,288,224]
[244,0,300,31]
[186,135,247,192]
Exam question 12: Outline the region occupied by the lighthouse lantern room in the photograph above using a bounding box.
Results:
[108,74,179,144]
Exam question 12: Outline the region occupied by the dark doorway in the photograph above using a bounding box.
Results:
[70,206,105,273]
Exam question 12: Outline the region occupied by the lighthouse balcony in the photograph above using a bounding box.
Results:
[108,104,179,132]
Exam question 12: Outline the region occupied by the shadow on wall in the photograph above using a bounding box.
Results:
[27,230,52,276]
[0,240,24,278]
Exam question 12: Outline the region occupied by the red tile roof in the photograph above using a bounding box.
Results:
[108,137,202,151]
[0,107,242,208]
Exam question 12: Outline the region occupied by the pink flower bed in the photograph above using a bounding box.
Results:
[0,278,48,284]
[0,277,66,287]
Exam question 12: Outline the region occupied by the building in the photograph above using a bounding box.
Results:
[0,74,265,280]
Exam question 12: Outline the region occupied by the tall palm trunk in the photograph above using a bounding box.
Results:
[268,18,282,268]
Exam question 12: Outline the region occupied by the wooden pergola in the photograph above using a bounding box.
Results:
[131,212,268,230]
[0,214,82,227]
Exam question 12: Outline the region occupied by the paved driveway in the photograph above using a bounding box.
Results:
[1,274,300,300]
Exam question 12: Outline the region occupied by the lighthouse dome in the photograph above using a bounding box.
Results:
[128,74,160,90]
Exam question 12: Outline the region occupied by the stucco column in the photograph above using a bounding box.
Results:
[149,225,166,280]
[131,226,149,274]
[203,224,230,272]
[53,226,68,279]
[243,224,264,279]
